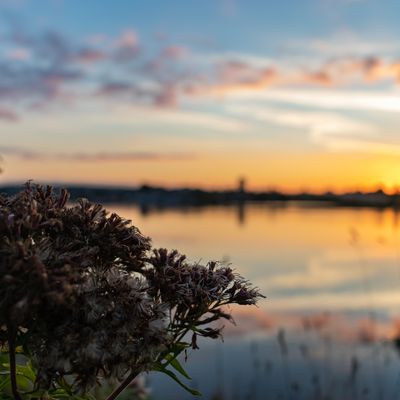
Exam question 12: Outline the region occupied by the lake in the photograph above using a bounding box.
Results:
[111,202,400,400]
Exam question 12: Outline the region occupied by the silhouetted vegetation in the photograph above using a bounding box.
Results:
[0,183,262,400]
[0,184,396,209]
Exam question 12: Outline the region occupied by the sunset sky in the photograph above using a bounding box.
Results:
[1,0,400,192]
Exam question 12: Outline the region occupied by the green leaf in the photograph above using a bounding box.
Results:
[54,377,74,395]
[163,354,191,380]
[14,346,24,354]
[1,362,36,383]
[0,375,10,391]
[168,342,189,356]
[154,365,201,396]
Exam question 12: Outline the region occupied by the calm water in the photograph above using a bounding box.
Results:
[111,202,400,400]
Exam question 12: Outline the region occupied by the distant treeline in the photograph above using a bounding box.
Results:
[0,184,398,209]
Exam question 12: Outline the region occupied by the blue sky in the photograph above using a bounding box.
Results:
[1,0,400,191]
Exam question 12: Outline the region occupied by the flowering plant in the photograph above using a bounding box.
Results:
[0,183,263,400]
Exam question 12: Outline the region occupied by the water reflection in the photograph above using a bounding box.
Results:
[109,203,400,399]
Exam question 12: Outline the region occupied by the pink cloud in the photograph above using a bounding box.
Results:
[6,47,31,61]
[0,108,19,122]
[361,57,400,82]
[161,45,188,59]
[74,48,106,64]
[113,30,140,61]
[116,29,139,49]
[185,56,400,98]
[0,146,195,161]
[96,82,133,96]
[298,70,334,86]
[315,57,400,85]
[4,24,400,117]
[194,63,279,96]
[154,84,178,108]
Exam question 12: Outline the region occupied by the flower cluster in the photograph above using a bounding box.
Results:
[146,249,260,346]
[0,184,263,399]
[0,184,76,331]
[29,269,168,390]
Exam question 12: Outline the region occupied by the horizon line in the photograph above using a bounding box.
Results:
[0,180,396,196]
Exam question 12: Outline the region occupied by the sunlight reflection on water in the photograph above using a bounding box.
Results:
[110,202,400,400]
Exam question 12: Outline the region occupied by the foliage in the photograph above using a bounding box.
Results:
[0,183,263,400]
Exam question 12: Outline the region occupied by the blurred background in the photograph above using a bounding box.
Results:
[2,0,400,398]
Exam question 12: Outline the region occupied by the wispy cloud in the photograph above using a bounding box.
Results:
[225,103,400,157]
[0,146,196,161]
[226,89,400,112]
[283,31,400,58]
[228,104,374,144]
[103,105,252,133]
[187,56,400,97]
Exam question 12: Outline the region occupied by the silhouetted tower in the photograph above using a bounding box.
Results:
[237,177,247,226]
[238,177,246,195]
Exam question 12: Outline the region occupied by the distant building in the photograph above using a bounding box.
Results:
[238,177,246,194]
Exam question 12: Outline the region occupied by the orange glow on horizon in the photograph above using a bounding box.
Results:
[2,150,400,194]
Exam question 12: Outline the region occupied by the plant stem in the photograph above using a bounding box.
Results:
[104,370,139,400]
[105,324,192,400]
[7,327,22,400]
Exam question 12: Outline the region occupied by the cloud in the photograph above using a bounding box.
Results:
[6,47,30,60]
[3,23,400,122]
[115,29,139,48]
[113,29,140,61]
[31,30,72,65]
[0,64,83,106]
[322,57,400,84]
[188,55,400,98]
[226,103,400,157]
[313,56,400,85]
[160,45,187,60]
[95,80,179,108]
[284,32,400,59]
[0,146,196,161]
[96,81,135,96]
[153,84,178,107]
[74,48,106,64]
[0,29,85,108]
[123,107,250,132]
[212,60,279,93]
[0,27,187,109]
[226,88,400,113]
[0,107,18,121]
[299,70,333,86]
[228,105,374,146]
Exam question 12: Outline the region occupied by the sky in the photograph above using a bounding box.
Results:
[1,0,400,192]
